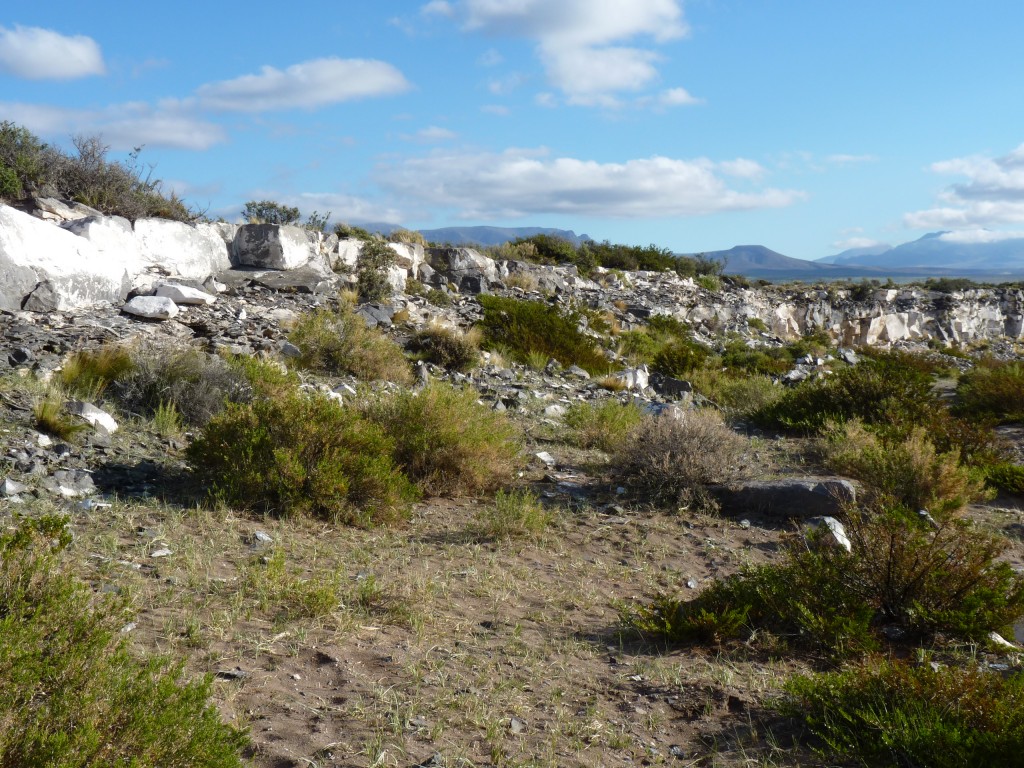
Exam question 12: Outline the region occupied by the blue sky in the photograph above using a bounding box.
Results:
[3,1,1024,260]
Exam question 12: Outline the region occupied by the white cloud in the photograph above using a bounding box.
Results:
[659,87,700,107]
[403,126,458,142]
[286,192,406,225]
[0,25,104,80]
[422,0,455,16]
[905,144,1024,229]
[436,0,689,105]
[832,236,888,251]
[377,148,802,219]
[196,57,410,112]
[826,153,878,166]
[488,71,526,94]
[0,101,225,150]
[481,104,510,115]
[938,229,1024,244]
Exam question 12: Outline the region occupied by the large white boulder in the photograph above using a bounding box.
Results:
[233,224,314,270]
[388,242,423,277]
[0,204,129,311]
[134,219,233,279]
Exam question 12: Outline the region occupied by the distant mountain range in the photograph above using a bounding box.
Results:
[356,222,1024,280]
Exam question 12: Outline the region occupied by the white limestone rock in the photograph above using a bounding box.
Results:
[154,282,216,305]
[122,295,179,320]
[0,204,130,311]
[233,224,314,270]
[66,401,119,433]
[134,219,233,280]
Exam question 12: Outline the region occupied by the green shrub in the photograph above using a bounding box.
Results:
[825,420,988,517]
[388,228,427,246]
[477,295,611,374]
[242,199,299,225]
[623,508,1024,655]
[240,549,342,620]
[783,662,1024,768]
[651,338,711,377]
[0,516,247,766]
[563,399,645,452]
[288,305,413,384]
[410,324,481,371]
[752,352,938,434]
[987,462,1024,494]
[611,410,746,511]
[0,162,18,199]
[956,360,1024,423]
[188,390,418,526]
[60,345,136,400]
[356,239,397,302]
[333,223,374,241]
[719,341,795,376]
[696,274,721,292]
[425,287,452,307]
[366,383,520,496]
[475,489,553,540]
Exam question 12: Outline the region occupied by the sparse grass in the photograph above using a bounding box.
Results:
[612,410,747,511]
[152,400,182,437]
[688,368,782,415]
[288,304,413,384]
[33,395,88,440]
[475,489,553,540]
[783,661,1024,768]
[60,344,135,400]
[188,389,418,526]
[0,515,247,766]
[366,383,520,496]
[504,271,540,292]
[563,399,645,452]
[477,294,611,374]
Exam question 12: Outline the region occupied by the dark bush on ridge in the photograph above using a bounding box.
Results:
[955,359,1024,424]
[477,294,610,374]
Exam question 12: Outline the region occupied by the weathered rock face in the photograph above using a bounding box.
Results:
[134,219,234,281]
[233,224,317,270]
[0,205,130,311]
[426,247,498,293]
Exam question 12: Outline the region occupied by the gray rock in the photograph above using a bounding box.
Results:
[0,478,28,497]
[233,224,314,270]
[712,477,856,519]
[154,283,216,305]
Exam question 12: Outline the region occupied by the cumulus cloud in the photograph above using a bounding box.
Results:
[659,87,701,107]
[832,236,889,251]
[432,0,690,105]
[286,192,406,225]
[0,25,105,80]
[376,148,802,219]
[403,126,458,142]
[905,144,1024,229]
[938,229,1024,244]
[196,57,410,112]
[0,101,225,150]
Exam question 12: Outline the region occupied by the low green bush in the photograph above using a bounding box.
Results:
[188,390,417,526]
[956,360,1024,423]
[356,239,397,302]
[288,304,413,385]
[752,351,938,434]
[0,516,247,766]
[366,383,520,496]
[825,420,988,516]
[783,662,1024,768]
[477,295,610,374]
[611,410,746,511]
[410,324,481,371]
[987,462,1024,494]
[686,368,782,415]
[622,507,1024,655]
[563,399,645,452]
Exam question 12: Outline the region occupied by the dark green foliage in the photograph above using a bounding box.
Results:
[409,325,480,371]
[719,341,794,376]
[288,305,413,384]
[0,163,18,198]
[0,516,247,766]
[304,209,331,231]
[357,238,397,302]
[188,390,418,526]
[564,399,646,452]
[986,462,1024,494]
[333,223,374,241]
[752,351,939,434]
[617,313,711,377]
[922,276,983,293]
[623,508,1024,655]
[783,662,1024,768]
[0,120,50,198]
[501,235,724,278]
[242,199,300,225]
[651,338,711,377]
[366,383,520,496]
[956,359,1024,423]
[477,295,611,374]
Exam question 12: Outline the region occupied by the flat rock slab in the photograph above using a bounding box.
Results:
[123,295,179,320]
[712,476,857,519]
[154,283,216,305]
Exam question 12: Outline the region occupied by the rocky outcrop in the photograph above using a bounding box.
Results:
[233,224,319,271]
